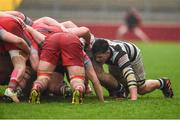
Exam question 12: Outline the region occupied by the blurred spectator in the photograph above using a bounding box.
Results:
[116,8,149,42]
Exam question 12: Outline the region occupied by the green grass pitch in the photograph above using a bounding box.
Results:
[0,42,180,119]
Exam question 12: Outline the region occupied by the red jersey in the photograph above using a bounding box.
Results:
[0,25,3,30]
[0,16,38,52]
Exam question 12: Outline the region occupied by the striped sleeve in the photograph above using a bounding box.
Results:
[114,51,131,70]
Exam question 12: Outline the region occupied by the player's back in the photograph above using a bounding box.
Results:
[32,22,63,37]
[106,39,140,62]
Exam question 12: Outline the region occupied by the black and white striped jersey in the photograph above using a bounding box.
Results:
[99,38,140,70]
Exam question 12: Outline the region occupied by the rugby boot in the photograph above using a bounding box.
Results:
[29,89,40,104]
[72,90,83,104]
[159,77,174,98]
[3,88,19,103]
[116,84,128,98]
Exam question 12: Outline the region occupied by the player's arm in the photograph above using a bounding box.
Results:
[3,11,25,20]
[26,25,45,47]
[116,51,138,100]
[25,26,41,71]
[68,27,91,45]
[34,17,68,32]
[0,11,13,17]
[84,56,104,102]
[27,30,40,71]
[60,21,78,28]
[4,11,33,26]
[0,11,20,21]
[0,11,32,26]
[33,17,91,45]
[122,66,137,100]
[29,46,39,71]
[0,29,30,54]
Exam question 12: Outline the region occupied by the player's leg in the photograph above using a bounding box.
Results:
[138,80,160,94]
[18,66,34,90]
[138,77,174,98]
[93,61,118,96]
[116,24,128,39]
[0,53,12,98]
[108,65,128,98]
[84,78,93,95]
[17,66,35,99]
[132,54,173,98]
[58,32,86,104]
[138,78,173,98]
[92,60,127,98]
[29,60,56,103]
[130,53,155,94]
[67,66,85,104]
[134,27,149,43]
[4,50,27,103]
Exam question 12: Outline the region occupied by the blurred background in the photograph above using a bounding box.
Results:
[0,0,180,41]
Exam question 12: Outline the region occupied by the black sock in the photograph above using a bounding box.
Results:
[116,83,124,91]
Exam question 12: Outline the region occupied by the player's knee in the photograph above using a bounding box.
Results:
[138,88,145,95]
[137,82,147,95]
[138,88,146,95]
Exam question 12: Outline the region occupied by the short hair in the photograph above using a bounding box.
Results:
[92,39,109,55]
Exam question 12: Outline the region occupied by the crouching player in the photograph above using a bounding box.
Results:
[0,15,32,103]
[45,52,104,102]
[91,39,174,100]
[29,32,103,104]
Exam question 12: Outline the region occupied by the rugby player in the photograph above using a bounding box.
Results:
[28,29,104,104]
[0,13,39,102]
[4,11,92,45]
[4,11,103,103]
[116,8,149,42]
[91,38,173,100]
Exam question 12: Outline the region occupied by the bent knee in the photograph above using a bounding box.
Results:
[137,85,146,95]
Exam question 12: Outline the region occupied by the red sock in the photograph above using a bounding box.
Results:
[8,70,18,90]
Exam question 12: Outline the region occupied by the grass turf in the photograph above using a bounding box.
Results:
[0,42,180,119]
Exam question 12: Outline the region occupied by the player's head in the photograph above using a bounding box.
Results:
[91,39,110,64]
